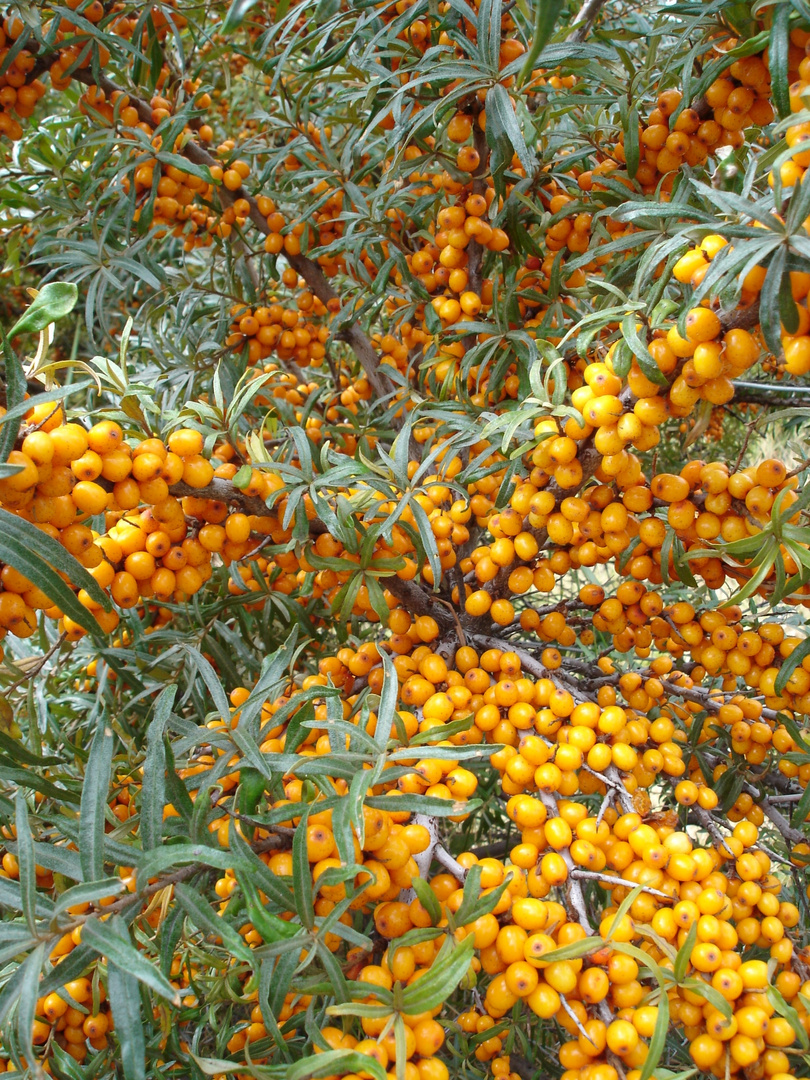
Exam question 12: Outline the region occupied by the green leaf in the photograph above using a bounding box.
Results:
[639,993,670,1080]
[221,0,262,33]
[602,884,645,943]
[174,882,254,961]
[673,920,697,983]
[770,4,791,119]
[53,878,125,918]
[775,637,810,695]
[486,84,536,175]
[780,269,800,335]
[0,383,95,433]
[108,960,146,1080]
[621,314,668,386]
[767,984,809,1050]
[9,283,78,337]
[136,842,252,885]
[0,331,25,465]
[680,977,732,1020]
[518,0,565,86]
[400,935,474,1012]
[292,805,315,930]
[141,686,176,851]
[791,777,810,828]
[287,1050,386,1080]
[760,247,787,356]
[0,944,44,1027]
[374,648,399,750]
[15,942,44,1076]
[478,0,503,72]
[82,915,181,1005]
[15,791,37,935]
[411,876,442,925]
[180,644,232,724]
[79,722,114,883]
[0,507,111,637]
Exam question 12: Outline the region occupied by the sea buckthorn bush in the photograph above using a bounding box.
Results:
[6,3,810,1080]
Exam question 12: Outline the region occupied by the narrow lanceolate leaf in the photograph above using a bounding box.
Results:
[767,985,809,1050]
[759,247,787,356]
[16,943,45,1077]
[136,842,253,886]
[0,331,25,465]
[80,722,114,883]
[791,778,810,828]
[624,104,640,179]
[287,1050,386,1080]
[621,314,668,386]
[53,878,125,918]
[292,805,315,930]
[518,0,565,84]
[174,883,254,961]
[0,508,111,632]
[486,84,536,174]
[15,791,37,935]
[673,920,697,983]
[141,685,177,851]
[180,644,232,722]
[769,3,791,118]
[775,636,810,695]
[399,936,474,1013]
[638,991,670,1080]
[374,649,398,749]
[82,915,181,1004]
[8,282,78,337]
[8,942,45,1075]
[411,876,441,926]
[477,0,503,73]
[108,961,146,1080]
[221,0,262,32]
[0,944,43,1027]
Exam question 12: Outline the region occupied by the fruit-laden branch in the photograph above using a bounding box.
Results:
[720,300,760,332]
[69,70,395,403]
[659,677,781,722]
[168,478,287,519]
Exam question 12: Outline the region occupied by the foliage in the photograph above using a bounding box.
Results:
[2,2,810,1080]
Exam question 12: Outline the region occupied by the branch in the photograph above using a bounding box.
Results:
[660,678,781,722]
[539,791,594,935]
[689,805,736,858]
[571,868,673,899]
[168,478,277,518]
[719,300,760,333]
[381,575,456,630]
[435,844,468,880]
[571,0,609,41]
[401,813,440,904]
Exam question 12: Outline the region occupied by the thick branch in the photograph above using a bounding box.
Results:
[571,0,609,41]
[169,478,277,517]
[384,576,456,628]
[720,300,760,333]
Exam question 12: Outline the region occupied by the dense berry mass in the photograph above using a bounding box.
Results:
[2,3,810,1080]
